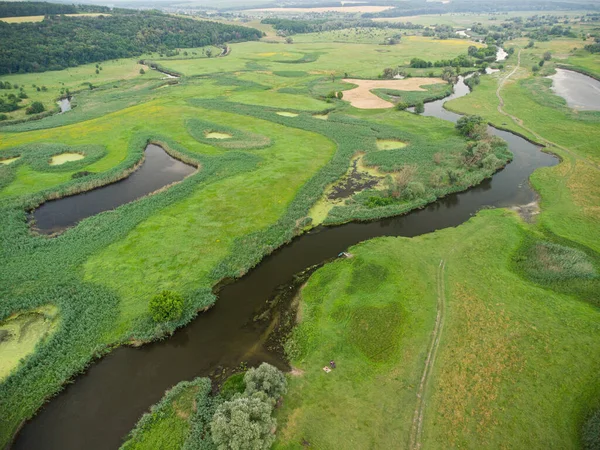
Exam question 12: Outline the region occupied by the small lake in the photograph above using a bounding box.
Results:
[32,144,196,234]
[549,68,600,111]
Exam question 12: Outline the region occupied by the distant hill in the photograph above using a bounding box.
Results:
[0,1,110,18]
[0,7,262,75]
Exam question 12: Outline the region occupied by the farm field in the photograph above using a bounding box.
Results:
[1,5,599,450]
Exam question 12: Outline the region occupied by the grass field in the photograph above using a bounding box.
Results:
[276,210,600,448]
[0,13,599,449]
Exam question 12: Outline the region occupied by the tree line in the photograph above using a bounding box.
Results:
[0,1,110,18]
[0,12,262,75]
[261,17,422,36]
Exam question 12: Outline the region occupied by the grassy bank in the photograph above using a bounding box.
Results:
[276,210,600,448]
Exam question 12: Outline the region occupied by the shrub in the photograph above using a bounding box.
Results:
[221,373,246,400]
[366,196,395,208]
[210,394,275,450]
[148,290,184,322]
[414,101,424,114]
[395,101,408,111]
[482,154,501,170]
[430,168,447,187]
[244,363,287,401]
[25,101,45,115]
[456,115,487,138]
[403,181,425,200]
[336,91,343,100]
[543,51,552,61]
[582,408,600,450]
[0,113,7,121]
[139,68,145,74]
[532,65,540,73]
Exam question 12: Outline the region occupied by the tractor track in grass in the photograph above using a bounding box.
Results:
[409,259,446,450]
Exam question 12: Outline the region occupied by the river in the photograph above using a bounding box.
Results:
[12,76,557,450]
[549,68,600,111]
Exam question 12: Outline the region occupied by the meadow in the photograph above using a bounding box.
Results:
[0,12,599,450]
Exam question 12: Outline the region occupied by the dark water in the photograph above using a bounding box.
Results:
[12,79,557,449]
[550,68,600,111]
[32,144,196,234]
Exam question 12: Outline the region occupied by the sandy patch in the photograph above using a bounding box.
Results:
[276,112,298,117]
[49,153,84,165]
[205,131,233,139]
[342,77,445,109]
[377,139,407,150]
[247,6,393,13]
[313,114,328,120]
[0,157,20,165]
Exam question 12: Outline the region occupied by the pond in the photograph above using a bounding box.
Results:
[549,68,600,111]
[32,144,196,234]
[56,97,71,113]
[12,76,558,450]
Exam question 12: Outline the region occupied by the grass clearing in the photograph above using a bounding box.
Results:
[376,139,407,150]
[49,153,84,166]
[0,305,59,381]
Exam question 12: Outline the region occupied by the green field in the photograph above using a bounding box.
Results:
[0,9,599,450]
[275,210,600,448]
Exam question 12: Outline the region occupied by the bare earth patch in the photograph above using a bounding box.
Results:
[0,157,20,165]
[342,78,445,109]
[277,112,299,117]
[205,131,233,139]
[49,153,84,166]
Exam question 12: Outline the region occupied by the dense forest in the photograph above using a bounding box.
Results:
[0,1,110,18]
[0,12,262,75]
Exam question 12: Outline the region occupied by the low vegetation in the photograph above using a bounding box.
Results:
[121,363,286,450]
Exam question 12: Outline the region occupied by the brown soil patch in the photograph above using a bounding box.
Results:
[342,78,445,109]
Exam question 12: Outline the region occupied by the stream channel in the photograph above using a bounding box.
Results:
[13,71,558,449]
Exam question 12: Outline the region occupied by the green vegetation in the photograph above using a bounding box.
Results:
[0,8,599,449]
[121,378,212,450]
[121,363,286,449]
[0,11,261,75]
[276,211,600,448]
[0,305,59,381]
[149,291,185,323]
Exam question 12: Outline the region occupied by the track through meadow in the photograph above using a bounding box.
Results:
[409,259,446,450]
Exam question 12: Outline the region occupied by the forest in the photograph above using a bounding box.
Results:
[0,12,262,75]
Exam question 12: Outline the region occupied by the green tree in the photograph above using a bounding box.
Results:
[148,290,184,322]
[139,68,145,74]
[543,51,552,61]
[532,64,540,73]
[336,91,343,100]
[456,115,487,138]
[25,101,44,115]
[210,394,275,450]
[414,101,425,114]
[395,101,409,111]
[244,363,287,401]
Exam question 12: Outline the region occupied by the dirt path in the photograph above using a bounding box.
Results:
[496,49,599,172]
[409,259,447,450]
[342,78,445,109]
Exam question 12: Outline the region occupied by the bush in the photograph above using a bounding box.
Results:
[139,68,145,74]
[25,101,44,115]
[244,363,287,401]
[414,101,424,114]
[395,101,408,111]
[532,65,540,73]
[456,115,486,138]
[543,51,552,61]
[482,154,501,170]
[403,181,425,200]
[336,91,343,100]
[210,394,275,450]
[148,290,184,322]
[0,113,7,121]
[582,408,600,450]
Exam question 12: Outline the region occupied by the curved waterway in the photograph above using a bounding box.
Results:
[13,78,558,449]
[549,68,600,111]
[32,144,196,234]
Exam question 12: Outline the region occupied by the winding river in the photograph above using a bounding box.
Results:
[12,77,557,448]
[32,144,196,234]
